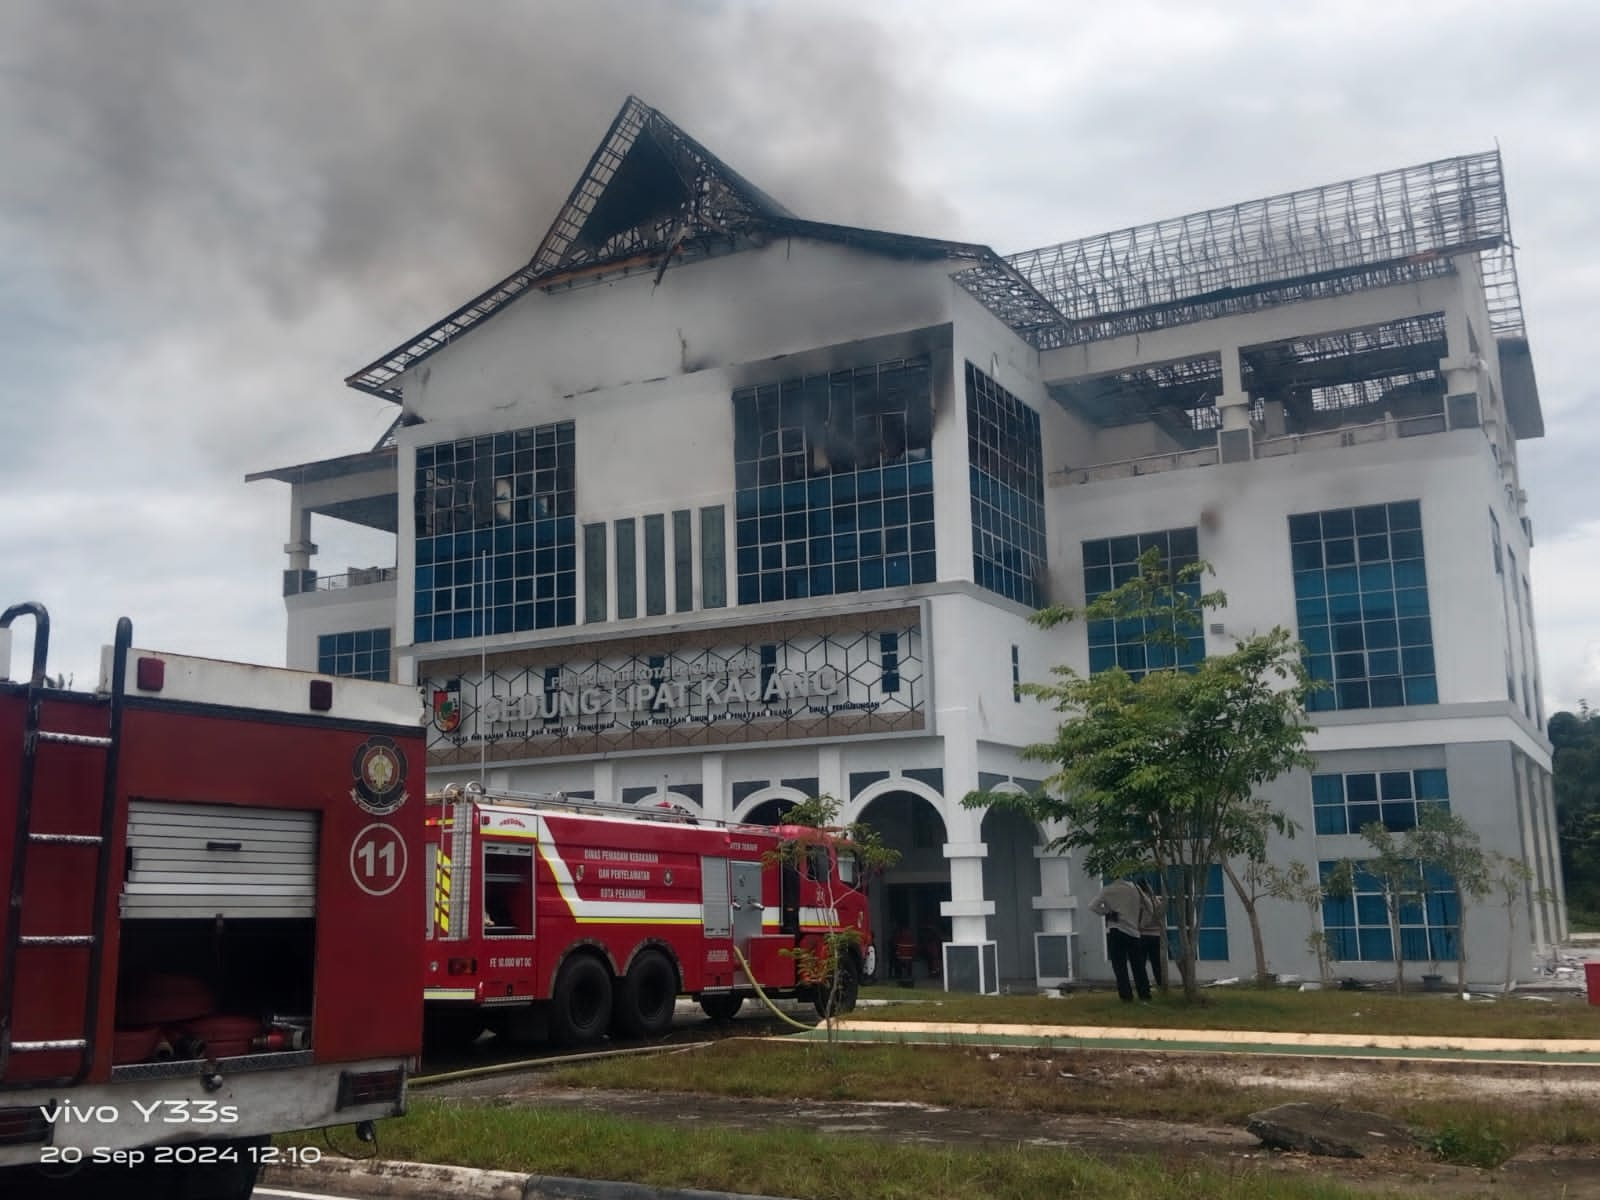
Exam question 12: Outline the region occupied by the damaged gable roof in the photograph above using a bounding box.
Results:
[345,95,1057,402]
[529,94,795,275]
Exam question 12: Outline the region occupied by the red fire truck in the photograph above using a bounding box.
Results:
[423,784,873,1046]
[1,602,426,1199]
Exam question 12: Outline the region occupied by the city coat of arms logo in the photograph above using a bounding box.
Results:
[432,682,463,734]
[351,735,409,815]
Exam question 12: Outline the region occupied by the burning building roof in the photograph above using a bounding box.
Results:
[345,96,1530,406]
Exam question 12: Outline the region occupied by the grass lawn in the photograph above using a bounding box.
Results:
[847,983,1600,1039]
[545,1038,1600,1160]
[287,1098,1399,1200]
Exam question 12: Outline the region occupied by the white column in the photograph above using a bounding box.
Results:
[1033,842,1075,934]
[1217,343,1251,431]
[592,760,617,806]
[702,753,727,823]
[1544,770,1568,941]
[817,746,844,813]
[942,841,994,944]
[1033,841,1076,984]
[1215,344,1254,464]
[1515,758,1550,953]
[285,501,317,571]
[937,705,991,945]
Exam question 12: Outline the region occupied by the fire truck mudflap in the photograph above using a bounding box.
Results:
[0,603,425,1198]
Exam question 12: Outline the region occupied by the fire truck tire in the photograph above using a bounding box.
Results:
[550,953,613,1046]
[812,954,860,1018]
[698,993,743,1022]
[615,948,678,1039]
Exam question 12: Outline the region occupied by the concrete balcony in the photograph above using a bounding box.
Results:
[284,568,398,674]
[283,566,399,596]
[1051,407,1472,487]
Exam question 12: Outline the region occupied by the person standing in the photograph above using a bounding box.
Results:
[1136,880,1167,992]
[1089,878,1151,1002]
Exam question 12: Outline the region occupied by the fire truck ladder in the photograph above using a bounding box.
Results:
[0,602,130,1087]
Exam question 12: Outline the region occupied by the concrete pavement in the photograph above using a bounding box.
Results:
[806,1017,1600,1065]
[260,1158,793,1200]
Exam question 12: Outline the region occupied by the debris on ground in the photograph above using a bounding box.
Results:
[1246,1102,1420,1158]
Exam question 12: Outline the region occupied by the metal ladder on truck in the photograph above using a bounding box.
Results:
[0,602,130,1087]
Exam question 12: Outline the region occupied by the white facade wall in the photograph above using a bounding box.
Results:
[1051,430,1518,705]
[285,584,396,674]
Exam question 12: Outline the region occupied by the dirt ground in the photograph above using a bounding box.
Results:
[426,1048,1600,1198]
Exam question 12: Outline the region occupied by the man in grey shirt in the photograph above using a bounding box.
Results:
[1089,879,1152,1002]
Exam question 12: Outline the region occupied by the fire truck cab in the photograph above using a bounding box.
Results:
[424,784,873,1045]
[0,603,427,1199]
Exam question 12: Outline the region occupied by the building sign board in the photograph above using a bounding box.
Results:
[419,607,924,765]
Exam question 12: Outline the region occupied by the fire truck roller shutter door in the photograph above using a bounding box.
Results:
[614,947,678,1039]
[549,953,613,1047]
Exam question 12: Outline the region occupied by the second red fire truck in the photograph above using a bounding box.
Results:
[423,784,874,1046]
[1,602,426,1199]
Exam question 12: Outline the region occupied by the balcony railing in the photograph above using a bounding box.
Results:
[283,566,398,597]
[1051,408,1466,487]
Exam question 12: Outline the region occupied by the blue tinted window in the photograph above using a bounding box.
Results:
[1320,858,1457,964]
[1289,500,1434,711]
[413,424,576,642]
[1155,864,1229,962]
[733,359,934,604]
[967,363,1046,607]
[1080,528,1204,678]
[317,627,391,682]
[1314,769,1447,835]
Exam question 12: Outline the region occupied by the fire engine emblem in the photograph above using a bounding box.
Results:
[351,735,409,815]
[432,683,463,733]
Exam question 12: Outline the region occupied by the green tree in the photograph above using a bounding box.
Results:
[966,548,1320,1002]
[1405,806,1490,996]
[1355,823,1426,994]
[1218,805,1300,987]
[1552,705,1600,924]
[1264,858,1353,984]
[1485,852,1537,992]
[765,795,899,1041]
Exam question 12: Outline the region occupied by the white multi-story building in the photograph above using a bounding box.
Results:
[252,97,1562,990]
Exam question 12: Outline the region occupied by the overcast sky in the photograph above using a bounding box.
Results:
[3,0,1596,715]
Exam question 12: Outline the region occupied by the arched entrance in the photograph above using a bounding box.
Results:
[981,803,1044,983]
[740,797,797,826]
[855,788,949,982]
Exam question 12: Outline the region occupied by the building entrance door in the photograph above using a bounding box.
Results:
[884,881,950,981]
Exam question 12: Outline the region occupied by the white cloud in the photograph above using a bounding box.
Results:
[1532,519,1600,715]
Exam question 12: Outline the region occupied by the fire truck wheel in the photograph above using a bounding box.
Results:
[812,954,860,1018]
[551,953,614,1046]
[698,993,743,1022]
[615,948,678,1039]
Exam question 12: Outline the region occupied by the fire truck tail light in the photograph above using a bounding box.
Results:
[0,1105,51,1146]
[135,655,165,691]
[337,1068,405,1111]
[447,957,477,976]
